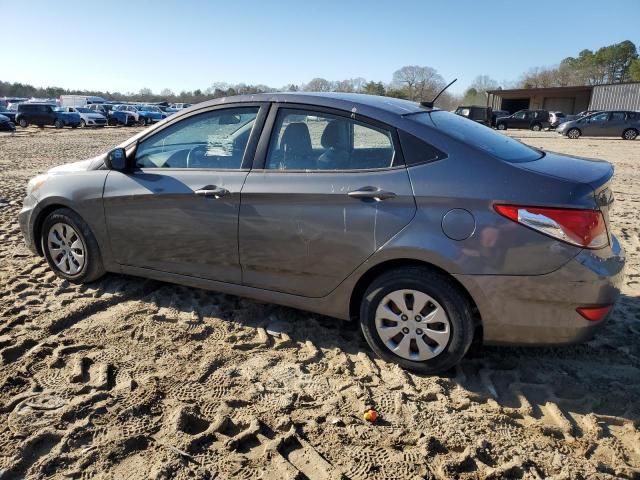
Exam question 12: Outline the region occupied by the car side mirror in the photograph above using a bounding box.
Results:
[105,148,128,171]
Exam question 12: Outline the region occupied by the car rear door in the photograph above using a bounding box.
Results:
[103,103,268,283]
[238,105,416,298]
[605,111,627,136]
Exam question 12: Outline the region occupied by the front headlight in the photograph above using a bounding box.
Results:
[26,174,49,196]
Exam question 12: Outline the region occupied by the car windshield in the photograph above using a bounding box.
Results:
[412,110,543,163]
[76,107,92,113]
[53,107,65,112]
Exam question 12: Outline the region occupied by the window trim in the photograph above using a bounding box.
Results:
[129,102,270,172]
[251,103,406,173]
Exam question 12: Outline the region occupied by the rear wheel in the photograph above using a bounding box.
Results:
[567,128,581,139]
[531,123,542,131]
[18,118,28,128]
[41,208,105,283]
[359,267,475,374]
[497,123,507,130]
[622,128,638,140]
[54,119,64,129]
[138,117,147,126]
[80,119,86,128]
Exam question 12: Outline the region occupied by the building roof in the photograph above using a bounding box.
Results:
[487,85,593,96]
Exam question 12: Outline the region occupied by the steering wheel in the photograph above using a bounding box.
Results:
[186,144,208,169]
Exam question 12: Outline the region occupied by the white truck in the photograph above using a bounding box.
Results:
[59,95,107,107]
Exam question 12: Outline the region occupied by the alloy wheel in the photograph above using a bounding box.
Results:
[624,129,637,140]
[47,223,85,275]
[374,289,451,361]
[567,128,580,139]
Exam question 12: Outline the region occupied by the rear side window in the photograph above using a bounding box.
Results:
[398,130,446,166]
[265,109,396,171]
[413,111,543,163]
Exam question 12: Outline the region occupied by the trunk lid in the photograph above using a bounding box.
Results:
[516,151,613,191]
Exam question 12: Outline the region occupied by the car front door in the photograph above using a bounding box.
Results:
[581,112,609,136]
[239,106,416,297]
[103,104,267,283]
[511,111,528,128]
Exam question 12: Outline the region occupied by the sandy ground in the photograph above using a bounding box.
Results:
[0,126,639,479]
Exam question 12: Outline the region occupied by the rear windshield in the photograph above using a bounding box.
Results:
[412,111,543,163]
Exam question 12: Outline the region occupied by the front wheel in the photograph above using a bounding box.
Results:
[622,128,638,140]
[138,117,147,126]
[54,119,64,129]
[80,119,86,128]
[18,118,28,128]
[359,267,475,374]
[531,123,542,131]
[41,208,105,283]
[497,123,507,130]
[567,128,581,139]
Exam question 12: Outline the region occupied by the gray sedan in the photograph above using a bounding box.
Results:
[19,93,625,373]
[557,110,639,139]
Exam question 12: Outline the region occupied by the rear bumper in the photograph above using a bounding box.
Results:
[455,235,626,345]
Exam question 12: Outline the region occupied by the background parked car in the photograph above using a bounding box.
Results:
[557,110,639,139]
[454,106,492,126]
[495,109,550,131]
[548,111,567,128]
[0,106,17,123]
[59,106,107,128]
[0,113,15,132]
[15,103,81,129]
[115,105,165,125]
[491,109,510,127]
[169,102,192,109]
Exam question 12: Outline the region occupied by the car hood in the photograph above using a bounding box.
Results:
[0,114,9,122]
[48,156,103,174]
[60,112,81,118]
[515,151,613,191]
[86,113,105,119]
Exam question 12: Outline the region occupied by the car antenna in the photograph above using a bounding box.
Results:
[420,78,457,109]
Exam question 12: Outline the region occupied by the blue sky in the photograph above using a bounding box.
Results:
[3,0,638,95]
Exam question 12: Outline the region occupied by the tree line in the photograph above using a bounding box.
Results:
[2,40,638,109]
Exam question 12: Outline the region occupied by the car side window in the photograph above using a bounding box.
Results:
[513,112,527,119]
[135,107,259,169]
[265,109,396,171]
[610,112,625,122]
[590,112,609,122]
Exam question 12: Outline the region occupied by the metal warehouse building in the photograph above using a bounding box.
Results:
[486,82,640,114]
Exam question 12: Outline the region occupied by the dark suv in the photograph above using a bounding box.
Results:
[15,103,81,129]
[454,106,492,126]
[495,109,550,131]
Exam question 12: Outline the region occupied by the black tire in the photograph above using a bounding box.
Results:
[359,267,475,374]
[567,128,581,139]
[18,118,28,128]
[531,123,542,131]
[138,117,147,127]
[41,208,105,283]
[497,123,507,130]
[80,119,86,128]
[622,128,638,140]
[54,119,64,129]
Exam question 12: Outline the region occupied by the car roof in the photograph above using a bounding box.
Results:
[192,92,430,122]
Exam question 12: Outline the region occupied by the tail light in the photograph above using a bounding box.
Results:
[576,305,612,322]
[494,204,608,249]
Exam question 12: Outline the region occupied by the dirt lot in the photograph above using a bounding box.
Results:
[0,126,638,479]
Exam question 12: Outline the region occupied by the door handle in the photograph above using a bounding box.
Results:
[194,185,229,198]
[348,187,396,201]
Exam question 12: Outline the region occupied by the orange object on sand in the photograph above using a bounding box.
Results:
[363,409,378,422]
